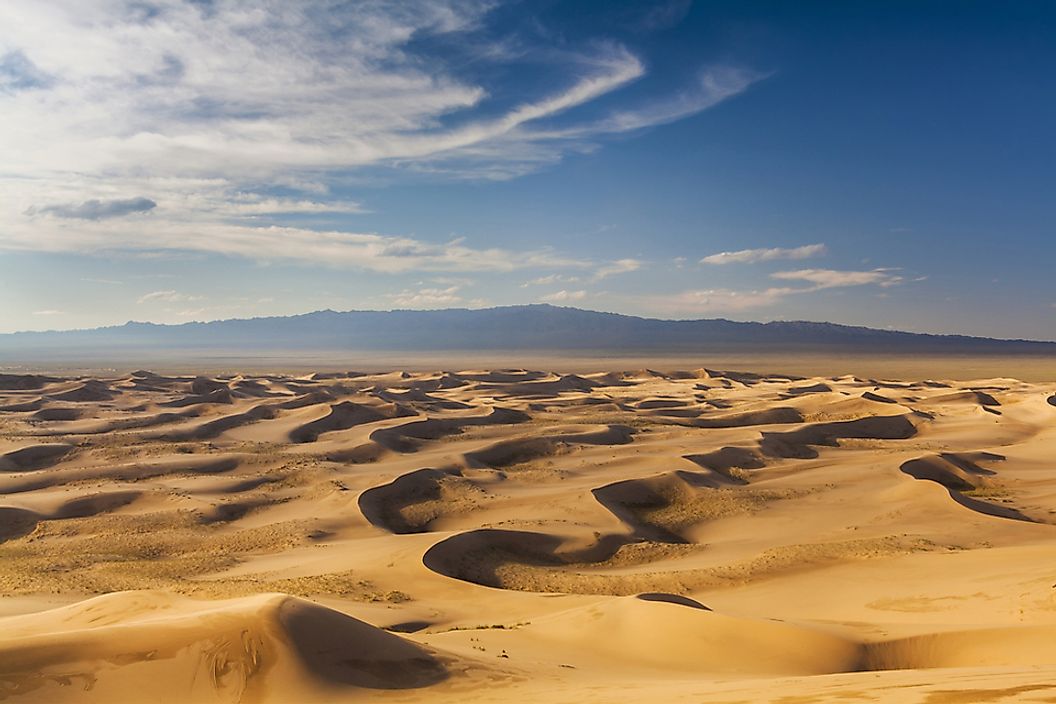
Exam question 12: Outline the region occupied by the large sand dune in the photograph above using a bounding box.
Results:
[1,367,1055,702]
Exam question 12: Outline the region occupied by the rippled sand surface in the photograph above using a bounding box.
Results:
[1,367,1055,703]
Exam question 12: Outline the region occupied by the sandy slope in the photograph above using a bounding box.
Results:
[1,367,1055,703]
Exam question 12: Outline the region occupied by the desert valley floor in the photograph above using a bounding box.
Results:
[1,367,1055,703]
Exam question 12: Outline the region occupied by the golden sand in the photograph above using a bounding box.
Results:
[1,367,1055,702]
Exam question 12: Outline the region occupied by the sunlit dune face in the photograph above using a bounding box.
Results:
[1,367,1055,702]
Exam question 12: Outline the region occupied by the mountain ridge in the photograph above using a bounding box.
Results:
[2,305,1053,357]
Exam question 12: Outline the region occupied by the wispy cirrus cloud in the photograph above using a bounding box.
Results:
[593,258,641,281]
[770,268,904,288]
[649,268,908,314]
[31,197,157,220]
[700,243,827,265]
[385,284,487,308]
[2,215,589,274]
[0,1,761,269]
[137,290,203,304]
[540,289,588,302]
[656,287,799,313]
[387,286,464,307]
[0,3,732,179]
[204,196,366,217]
[576,66,765,137]
[522,274,581,287]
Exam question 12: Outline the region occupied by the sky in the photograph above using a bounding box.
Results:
[1,0,1054,339]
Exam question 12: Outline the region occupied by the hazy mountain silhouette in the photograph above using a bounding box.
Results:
[1,305,1053,359]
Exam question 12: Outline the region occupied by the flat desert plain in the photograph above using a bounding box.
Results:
[1,367,1055,703]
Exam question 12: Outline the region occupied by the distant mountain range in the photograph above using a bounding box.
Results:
[1,305,1053,362]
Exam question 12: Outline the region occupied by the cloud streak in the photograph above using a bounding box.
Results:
[651,268,908,314]
[137,290,203,304]
[522,274,580,287]
[700,243,827,265]
[3,215,588,274]
[0,1,760,268]
[540,289,588,302]
[659,287,799,313]
[32,197,157,220]
[593,258,642,281]
[770,268,904,288]
[387,285,465,307]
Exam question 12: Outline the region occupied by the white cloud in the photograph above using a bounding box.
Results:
[578,66,765,136]
[31,197,157,220]
[385,285,489,309]
[650,267,909,314]
[3,217,587,273]
[0,5,709,183]
[32,309,66,316]
[522,273,580,287]
[0,2,760,268]
[430,276,475,287]
[770,268,904,289]
[654,287,799,313]
[593,258,641,280]
[137,290,203,304]
[205,197,366,217]
[700,243,827,265]
[387,285,464,307]
[540,289,587,302]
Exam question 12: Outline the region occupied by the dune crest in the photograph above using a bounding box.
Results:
[0,591,450,703]
[1,367,1055,702]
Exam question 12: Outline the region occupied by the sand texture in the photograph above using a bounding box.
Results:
[1,367,1055,703]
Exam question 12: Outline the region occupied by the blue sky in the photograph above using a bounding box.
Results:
[1,0,1053,339]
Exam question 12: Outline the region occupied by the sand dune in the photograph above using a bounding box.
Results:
[0,443,75,471]
[158,387,234,407]
[759,413,918,458]
[1,367,1055,702]
[0,591,450,703]
[157,402,280,441]
[0,454,242,495]
[368,406,530,452]
[0,374,59,391]
[686,405,801,428]
[48,380,117,403]
[518,596,864,675]
[463,424,633,469]
[359,467,488,534]
[289,400,414,443]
